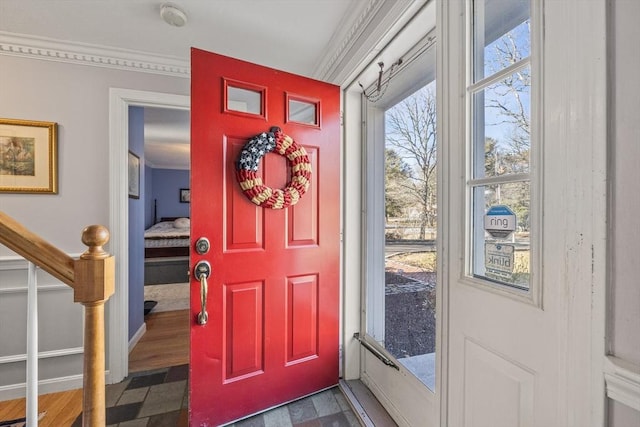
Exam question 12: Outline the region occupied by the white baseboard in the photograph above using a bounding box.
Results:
[0,370,114,402]
[128,322,147,353]
[0,374,83,401]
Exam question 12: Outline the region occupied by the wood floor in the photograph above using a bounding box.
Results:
[0,309,189,426]
[0,388,83,427]
[129,309,189,372]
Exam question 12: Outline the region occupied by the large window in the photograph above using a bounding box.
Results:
[364,38,438,390]
[468,0,533,290]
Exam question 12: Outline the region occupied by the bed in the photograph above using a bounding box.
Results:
[144,217,190,258]
[144,217,190,285]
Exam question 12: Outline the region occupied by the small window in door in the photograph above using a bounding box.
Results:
[224,79,265,118]
[468,0,533,290]
[286,95,319,127]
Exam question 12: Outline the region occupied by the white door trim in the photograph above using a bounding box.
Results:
[540,1,608,424]
[107,88,190,383]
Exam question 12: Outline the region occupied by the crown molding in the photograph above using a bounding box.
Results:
[0,31,190,78]
[313,0,425,85]
[312,0,384,82]
[1,0,424,84]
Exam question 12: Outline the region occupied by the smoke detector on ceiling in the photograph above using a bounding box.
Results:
[160,3,187,27]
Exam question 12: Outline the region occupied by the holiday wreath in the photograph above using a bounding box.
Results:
[236,127,311,209]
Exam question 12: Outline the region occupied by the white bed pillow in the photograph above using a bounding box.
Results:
[173,217,190,229]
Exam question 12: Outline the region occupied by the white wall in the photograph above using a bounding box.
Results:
[0,55,188,252]
[0,52,188,397]
[609,0,640,366]
[608,0,640,423]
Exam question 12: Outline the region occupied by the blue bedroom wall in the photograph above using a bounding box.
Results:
[128,106,145,342]
[151,168,190,220]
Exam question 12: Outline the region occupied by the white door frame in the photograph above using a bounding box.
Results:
[107,88,190,383]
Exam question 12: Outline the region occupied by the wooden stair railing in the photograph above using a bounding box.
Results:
[0,211,115,427]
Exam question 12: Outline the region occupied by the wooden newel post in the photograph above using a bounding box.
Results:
[74,225,115,427]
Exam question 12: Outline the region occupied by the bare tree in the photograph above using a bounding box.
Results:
[485,19,532,230]
[385,148,412,221]
[385,84,437,239]
[486,20,531,174]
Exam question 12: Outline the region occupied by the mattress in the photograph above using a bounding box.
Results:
[144,220,190,248]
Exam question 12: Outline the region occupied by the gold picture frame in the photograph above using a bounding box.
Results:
[0,118,58,194]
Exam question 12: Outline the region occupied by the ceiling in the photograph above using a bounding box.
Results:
[0,0,398,169]
[0,0,365,77]
[144,107,190,169]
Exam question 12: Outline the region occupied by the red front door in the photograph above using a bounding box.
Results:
[189,48,341,426]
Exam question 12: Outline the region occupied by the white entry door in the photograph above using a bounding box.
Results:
[440,0,605,426]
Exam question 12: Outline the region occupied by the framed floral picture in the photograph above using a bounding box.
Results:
[0,118,58,193]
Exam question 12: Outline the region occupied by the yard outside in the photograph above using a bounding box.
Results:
[384,247,531,360]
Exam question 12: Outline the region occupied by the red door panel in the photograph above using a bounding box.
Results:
[190,48,340,426]
[224,137,264,251]
[287,274,319,361]
[223,281,263,380]
[289,147,318,245]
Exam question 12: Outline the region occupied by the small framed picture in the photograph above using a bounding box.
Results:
[128,151,140,199]
[180,188,190,203]
[0,118,58,194]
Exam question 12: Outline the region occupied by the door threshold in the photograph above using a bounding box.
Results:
[339,379,398,427]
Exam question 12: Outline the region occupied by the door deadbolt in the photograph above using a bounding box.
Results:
[195,237,210,255]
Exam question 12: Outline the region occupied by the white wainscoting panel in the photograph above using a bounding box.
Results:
[463,338,535,427]
[608,398,640,426]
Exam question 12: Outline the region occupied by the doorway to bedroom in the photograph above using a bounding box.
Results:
[140,107,190,315]
[129,109,191,371]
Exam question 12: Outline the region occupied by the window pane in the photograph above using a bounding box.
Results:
[227,86,262,115]
[370,82,438,390]
[473,66,531,178]
[473,0,530,81]
[472,182,530,289]
[289,99,317,125]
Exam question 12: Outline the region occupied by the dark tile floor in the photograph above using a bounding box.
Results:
[72,364,361,427]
